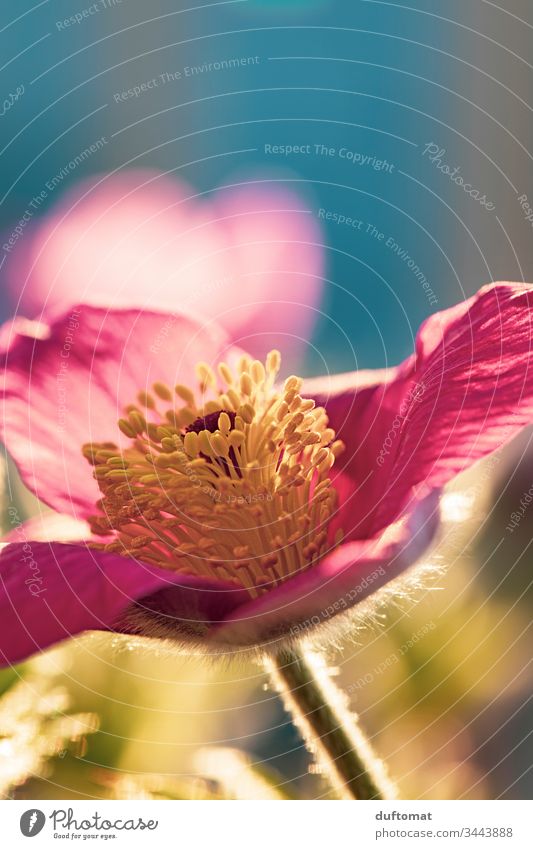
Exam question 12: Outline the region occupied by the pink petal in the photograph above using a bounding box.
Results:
[375,283,533,528]
[0,304,240,518]
[306,283,533,537]
[0,541,244,666]
[5,171,323,363]
[211,491,440,648]
[303,366,410,539]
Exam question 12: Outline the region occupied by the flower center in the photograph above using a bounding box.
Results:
[83,351,344,598]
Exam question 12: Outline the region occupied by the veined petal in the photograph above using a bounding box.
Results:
[375,283,533,529]
[307,283,533,537]
[0,304,240,518]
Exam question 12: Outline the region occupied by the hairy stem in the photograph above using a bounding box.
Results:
[266,646,396,800]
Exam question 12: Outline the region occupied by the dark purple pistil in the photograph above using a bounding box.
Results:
[185,409,236,435]
[185,409,241,476]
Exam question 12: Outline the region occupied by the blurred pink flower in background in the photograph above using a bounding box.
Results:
[5,170,324,365]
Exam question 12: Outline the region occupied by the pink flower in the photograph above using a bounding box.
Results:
[4,170,323,366]
[1,283,532,665]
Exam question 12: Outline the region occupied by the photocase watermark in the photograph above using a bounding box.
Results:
[56,0,124,30]
[289,566,387,637]
[1,84,25,118]
[317,208,365,230]
[2,137,108,254]
[421,143,496,212]
[7,506,46,596]
[264,142,395,172]
[20,806,159,837]
[183,457,274,505]
[20,809,46,837]
[517,193,533,230]
[346,621,436,697]
[57,309,82,432]
[113,56,261,103]
[383,235,438,305]
[376,381,426,467]
[505,483,533,533]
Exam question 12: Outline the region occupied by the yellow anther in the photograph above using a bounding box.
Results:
[84,348,344,599]
[228,429,245,448]
[331,439,345,458]
[137,390,156,409]
[227,388,241,409]
[211,433,229,457]
[139,474,160,484]
[313,488,332,504]
[106,456,127,467]
[266,349,281,377]
[198,537,216,550]
[218,362,234,385]
[176,407,197,427]
[287,442,303,456]
[240,372,253,396]
[284,375,302,393]
[318,455,335,475]
[313,448,329,466]
[95,449,118,462]
[321,428,336,445]
[146,423,160,441]
[128,410,146,434]
[201,401,221,416]
[198,430,215,456]
[218,412,232,434]
[153,454,172,468]
[105,469,134,481]
[284,432,301,446]
[276,401,289,421]
[284,413,304,435]
[251,360,266,384]
[238,355,251,374]
[175,384,196,406]
[152,381,173,401]
[196,362,216,391]
[238,403,255,424]
[301,413,316,430]
[118,418,136,438]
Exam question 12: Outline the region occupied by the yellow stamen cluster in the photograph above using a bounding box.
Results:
[83,351,344,598]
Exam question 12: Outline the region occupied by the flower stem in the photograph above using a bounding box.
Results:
[266,646,396,800]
